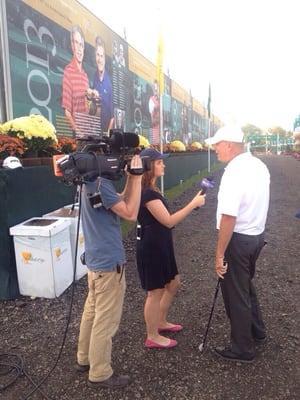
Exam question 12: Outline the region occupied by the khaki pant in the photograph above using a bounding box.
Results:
[77,269,126,382]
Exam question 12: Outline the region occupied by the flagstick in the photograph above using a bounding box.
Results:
[207,82,211,173]
[160,93,164,195]
[156,25,164,195]
[208,118,211,173]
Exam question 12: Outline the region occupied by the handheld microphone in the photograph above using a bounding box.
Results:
[194,176,215,210]
[199,176,215,194]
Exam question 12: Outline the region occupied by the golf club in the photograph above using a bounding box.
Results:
[198,277,221,353]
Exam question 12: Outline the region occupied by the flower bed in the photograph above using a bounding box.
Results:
[0,115,58,157]
[0,115,80,165]
[0,116,208,169]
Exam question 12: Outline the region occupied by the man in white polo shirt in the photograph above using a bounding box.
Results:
[205,125,270,363]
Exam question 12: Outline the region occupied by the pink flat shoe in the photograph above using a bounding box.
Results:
[145,338,177,349]
[158,324,183,333]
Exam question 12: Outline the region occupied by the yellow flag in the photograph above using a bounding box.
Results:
[156,32,164,95]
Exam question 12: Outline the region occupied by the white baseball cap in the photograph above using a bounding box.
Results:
[205,125,245,145]
[2,156,23,169]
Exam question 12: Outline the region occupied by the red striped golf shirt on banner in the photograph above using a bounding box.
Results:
[62,58,89,116]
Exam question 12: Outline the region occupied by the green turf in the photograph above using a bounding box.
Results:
[164,163,221,201]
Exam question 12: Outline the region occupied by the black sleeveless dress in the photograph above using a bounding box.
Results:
[136,188,178,290]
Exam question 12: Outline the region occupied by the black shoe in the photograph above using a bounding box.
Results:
[87,373,131,389]
[214,347,255,363]
[254,336,267,344]
[75,362,90,372]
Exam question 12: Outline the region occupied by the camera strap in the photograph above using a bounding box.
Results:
[89,151,102,194]
[96,176,101,193]
[90,150,103,181]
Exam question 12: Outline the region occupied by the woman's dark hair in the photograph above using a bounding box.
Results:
[141,160,160,192]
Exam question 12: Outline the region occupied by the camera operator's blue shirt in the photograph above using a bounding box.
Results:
[93,70,113,134]
[81,177,125,271]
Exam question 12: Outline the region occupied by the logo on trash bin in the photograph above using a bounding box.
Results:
[54,247,67,260]
[21,251,44,264]
[79,234,84,246]
[55,247,61,259]
[22,251,32,263]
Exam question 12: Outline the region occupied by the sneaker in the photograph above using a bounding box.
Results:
[214,347,255,363]
[75,362,90,372]
[87,373,131,389]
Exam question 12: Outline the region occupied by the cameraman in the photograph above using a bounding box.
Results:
[76,155,142,390]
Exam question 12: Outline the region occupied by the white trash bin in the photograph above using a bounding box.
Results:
[10,217,73,298]
[44,204,87,280]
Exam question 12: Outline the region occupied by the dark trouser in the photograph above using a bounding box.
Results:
[221,232,266,356]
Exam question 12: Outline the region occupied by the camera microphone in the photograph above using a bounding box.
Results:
[109,130,139,151]
[53,129,148,183]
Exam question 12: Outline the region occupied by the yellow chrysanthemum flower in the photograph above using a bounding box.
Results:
[170,140,186,152]
[138,134,150,148]
[190,141,203,150]
[1,115,58,143]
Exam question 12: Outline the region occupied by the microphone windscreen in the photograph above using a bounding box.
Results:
[109,131,139,150]
[200,176,215,193]
[123,132,140,147]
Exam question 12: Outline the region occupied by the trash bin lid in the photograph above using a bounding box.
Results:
[43,204,79,218]
[10,217,71,237]
[23,218,58,226]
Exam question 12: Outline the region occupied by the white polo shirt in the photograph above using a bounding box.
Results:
[217,152,270,235]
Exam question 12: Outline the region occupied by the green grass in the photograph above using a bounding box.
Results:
[164,163,221,201]
[121,162,222,237]
[121,220,136,237]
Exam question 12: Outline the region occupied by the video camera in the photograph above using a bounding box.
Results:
[53,129,151,184]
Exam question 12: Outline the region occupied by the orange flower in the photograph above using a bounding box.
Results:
[56,136,77,154]
[0,134,25,158]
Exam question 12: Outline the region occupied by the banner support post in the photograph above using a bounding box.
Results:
[160,94,164,194]
[208,118,211,173]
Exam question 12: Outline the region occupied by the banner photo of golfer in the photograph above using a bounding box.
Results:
[3,0,211,144]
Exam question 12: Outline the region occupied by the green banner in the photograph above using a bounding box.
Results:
[4,0,213,144]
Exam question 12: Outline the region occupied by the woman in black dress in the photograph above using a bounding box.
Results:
[137,148,206,348]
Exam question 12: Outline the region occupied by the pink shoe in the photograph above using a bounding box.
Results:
[158,324,183,333]
[145,338,177,349]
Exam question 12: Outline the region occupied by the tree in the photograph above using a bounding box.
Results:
[268,126,286,138]
[242,123,262,137]
[242,124,264,145]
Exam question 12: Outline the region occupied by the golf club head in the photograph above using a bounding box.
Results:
[198,343,204,352]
